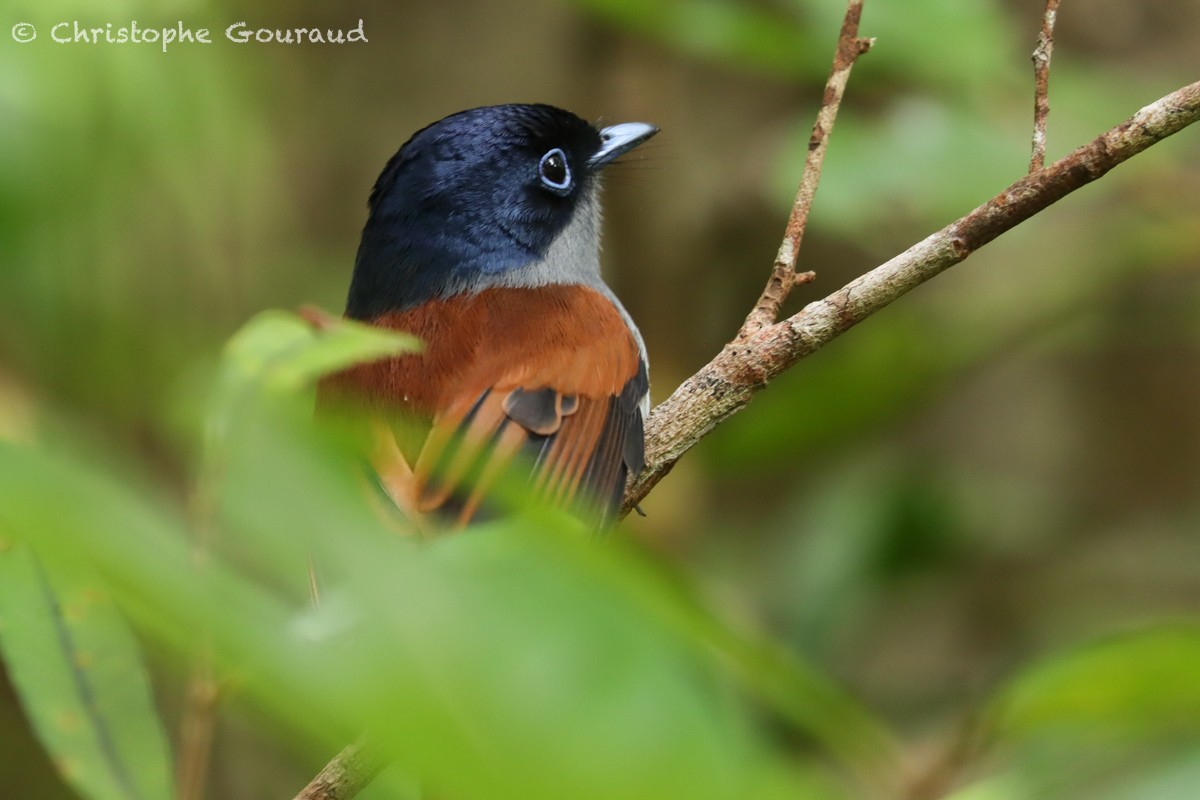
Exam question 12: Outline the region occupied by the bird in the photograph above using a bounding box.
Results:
[317,104,657,529]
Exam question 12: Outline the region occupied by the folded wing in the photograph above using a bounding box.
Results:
[319,285,647,527]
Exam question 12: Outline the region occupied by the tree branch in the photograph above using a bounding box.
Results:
[1030,0,1061,172]
[621,79,1200,516]
[739,0,873,337]
[293,741,383,800]
[176,658,219,800]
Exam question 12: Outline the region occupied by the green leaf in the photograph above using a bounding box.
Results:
[0,542,174,800]
[962,630,1200,799]
[211,407,870,799]
[990,626,1200,743]
[0,418,859,800]
[218,309,418,394]
[206,309,418,449]
[1094,752,1200,800]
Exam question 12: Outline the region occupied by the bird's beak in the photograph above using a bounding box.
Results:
[588,122,659,168]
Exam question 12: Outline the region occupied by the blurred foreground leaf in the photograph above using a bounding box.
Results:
[0,542,173,800]
[990,626,1200,743]
[213,309,417,402]
[0,309,898,800]
[954,626,1200,797]
[205,307,417,469]
[0,405,876,800]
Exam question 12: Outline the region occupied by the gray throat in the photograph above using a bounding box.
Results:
[485,188,606,291]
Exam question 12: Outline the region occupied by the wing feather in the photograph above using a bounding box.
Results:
[318,285,647,527]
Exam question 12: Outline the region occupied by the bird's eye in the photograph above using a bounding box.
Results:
[538,148,572,194]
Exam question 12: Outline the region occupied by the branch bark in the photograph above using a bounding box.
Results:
[1030,0,1061,171]
[740,0,873,337]
[621,78,1200,517]
[293,741,383,800]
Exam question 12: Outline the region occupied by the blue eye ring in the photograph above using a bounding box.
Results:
[538,148,572,195]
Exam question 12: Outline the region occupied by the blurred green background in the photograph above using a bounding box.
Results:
[2,0,1199,797]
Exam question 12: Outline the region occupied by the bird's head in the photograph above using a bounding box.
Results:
[347,104,657,319]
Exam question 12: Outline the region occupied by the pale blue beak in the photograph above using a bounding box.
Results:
[588,122,659,168]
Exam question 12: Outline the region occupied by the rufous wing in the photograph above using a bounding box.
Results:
[319,285,647,527]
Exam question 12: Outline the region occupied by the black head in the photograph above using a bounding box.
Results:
[346,104,657,320]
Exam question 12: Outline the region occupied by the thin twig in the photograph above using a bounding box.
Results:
[1030,0,1061,171]
[621,80,1200,516]
[740,0,874,338]
[176,657,218,800]
[293,741,384,800]
[177,480,221,800]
